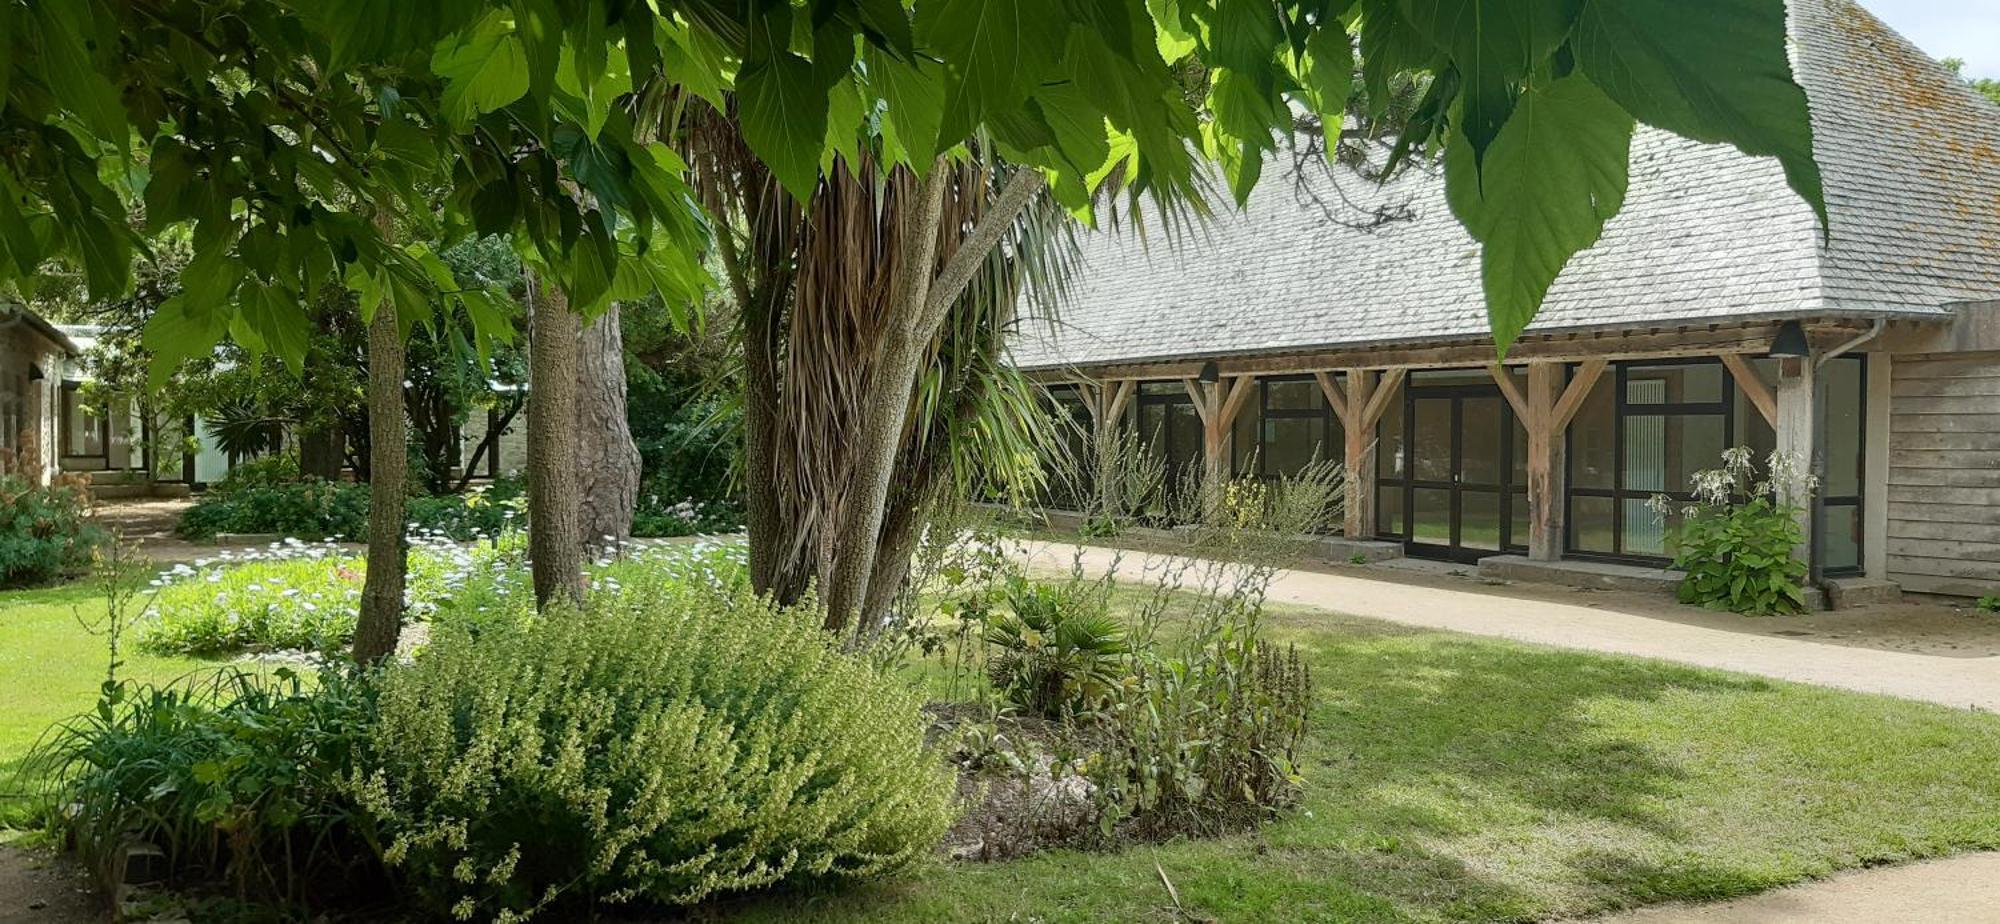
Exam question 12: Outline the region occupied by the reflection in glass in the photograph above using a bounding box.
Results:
[1413,488,1451,545]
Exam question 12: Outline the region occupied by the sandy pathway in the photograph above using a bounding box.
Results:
[1579,851,2000,923]
[1016,539,2000,712]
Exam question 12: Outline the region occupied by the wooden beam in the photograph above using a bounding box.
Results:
[1488,364,1531,422]
[1021,320,1877,384]
[1359,368,1406,430]
[1720,353,1776,427]
[1342,369,1376,540]
[1181,378,1211,429]
[1218,374,1257,430]
[1314,371,1350,427]
[1548,359,1608,432]
[1525,363,1565,562]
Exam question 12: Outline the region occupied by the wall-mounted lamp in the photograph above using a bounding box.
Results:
[27,364,43,381]
[1767,320,1810,359]
[1197,361,1220,383]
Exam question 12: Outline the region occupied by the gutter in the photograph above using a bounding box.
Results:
[1816,318,1885,367]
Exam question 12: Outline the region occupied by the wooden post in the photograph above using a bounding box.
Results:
[1525,363,1565,561]
[1775,355,1817,566]
[1339,370,1374,538]
[1184,375,1256,511]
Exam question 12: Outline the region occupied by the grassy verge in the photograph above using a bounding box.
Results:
[6,567,2000,922]
[727,600,2000,923]
[0,584,232,812]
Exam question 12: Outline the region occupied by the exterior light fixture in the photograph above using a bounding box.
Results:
[27,365,43,381]
[1767,320,1810,359]
[1197,361,1221,383]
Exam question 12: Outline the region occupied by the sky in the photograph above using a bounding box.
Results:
[1866,0,2000,79]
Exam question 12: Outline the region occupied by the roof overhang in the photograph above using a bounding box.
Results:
[1020,311,1946,383]
[0,301,81,355]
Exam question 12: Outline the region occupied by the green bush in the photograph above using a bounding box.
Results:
[1090,576,1314,838]
[405,477,527,540]
[982,576,1129,719]
[353,579,954,920]
[176,479,371,541]
[0,474,107,587]
[1663,448,1810,616]
[32,669,381,904]
[631,492,744,537]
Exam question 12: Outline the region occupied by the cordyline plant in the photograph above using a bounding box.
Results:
[3,0,1826,645]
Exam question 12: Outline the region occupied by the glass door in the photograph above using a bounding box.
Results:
[1403,385,1515,562]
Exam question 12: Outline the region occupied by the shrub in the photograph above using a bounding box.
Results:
[0,474,106,587]
[32,668,381,904]
[404,477,527,540]
[631,492,744,538]
[1089,569,1314,837]
[1977,594,1999,614]
[1661,448,1811,616]
[982,576,1130,719]
[176,480,371,542]
[352,581,954,920]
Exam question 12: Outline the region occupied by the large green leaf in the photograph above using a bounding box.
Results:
[1297,22,1355,131]
[31,3,127,143]
[1572,0,1824,226]
[1204,0,1282,74]
[737,5,828,200]
[917,0,1074,151]
[434,14,531,126]
[867,47,946,171]
[1446,74,1633,353]
[1398,0,1579,165]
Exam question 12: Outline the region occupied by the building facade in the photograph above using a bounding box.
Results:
[0,302,75,485]
[1015,0,2000,600]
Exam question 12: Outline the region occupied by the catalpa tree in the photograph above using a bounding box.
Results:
[0,0,1821,641]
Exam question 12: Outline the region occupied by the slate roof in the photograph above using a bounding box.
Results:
[1012,0,2000,371]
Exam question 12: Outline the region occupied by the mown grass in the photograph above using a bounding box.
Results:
[725,600,2000,923]
[6,569,2000,922]
[0,583,233,813]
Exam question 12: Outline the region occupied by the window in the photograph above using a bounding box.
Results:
[62,385,106,458]
[1040,384,1093,510]
[1255,376,1340,480]
[1562,356,1866,573]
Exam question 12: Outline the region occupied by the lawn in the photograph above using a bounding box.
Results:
[725,601,2000,923]
[5,578,2000,923]
[0,584,234,804]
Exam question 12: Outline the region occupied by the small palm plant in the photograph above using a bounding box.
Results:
[984,577,1131,719]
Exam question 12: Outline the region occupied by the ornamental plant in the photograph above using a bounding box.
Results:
[0,474,105,587]
[1658,448,1813,616]
[352,579,953,920]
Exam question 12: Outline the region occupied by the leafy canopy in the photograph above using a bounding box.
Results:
[0,0,1823,366]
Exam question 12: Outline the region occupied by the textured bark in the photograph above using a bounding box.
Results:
[575,303,641,550]
[352,244,407,666]
[527,272,586,608]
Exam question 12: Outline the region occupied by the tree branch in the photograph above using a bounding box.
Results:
[921,168,1047,326]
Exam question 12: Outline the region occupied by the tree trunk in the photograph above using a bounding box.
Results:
[527,271,585,608]
[297,419,343,481]
[352,239,407,665]
[820,166,950,632]
[575,302,641,552]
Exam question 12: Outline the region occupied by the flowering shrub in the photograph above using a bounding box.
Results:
[352,578,953,920]
[0,474,106,587]
[1657,448,1812,616]
[631,493,744,538]
[136,533,750,656]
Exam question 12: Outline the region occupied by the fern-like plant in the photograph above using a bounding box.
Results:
[984,576,1130,719]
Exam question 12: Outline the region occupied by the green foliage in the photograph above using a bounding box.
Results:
[1664,449,1811,616]
[138,550,366,656]
[981,577,1131,719]
[31,668,381,904]
[353,579,954,919]
[1976,594,1999,614]
[2,0,1819,379]
[1091,574,1314,837]
[175,481,372,543]
[0,475,107,587]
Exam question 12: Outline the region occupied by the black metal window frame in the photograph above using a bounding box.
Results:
[1131,380,1209,478]
[1253,373,1339,481]
[1564,358,1737,564]
[1373,370,1528,560]
[1815,354,1866,578]
[1560,355,1866,576]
